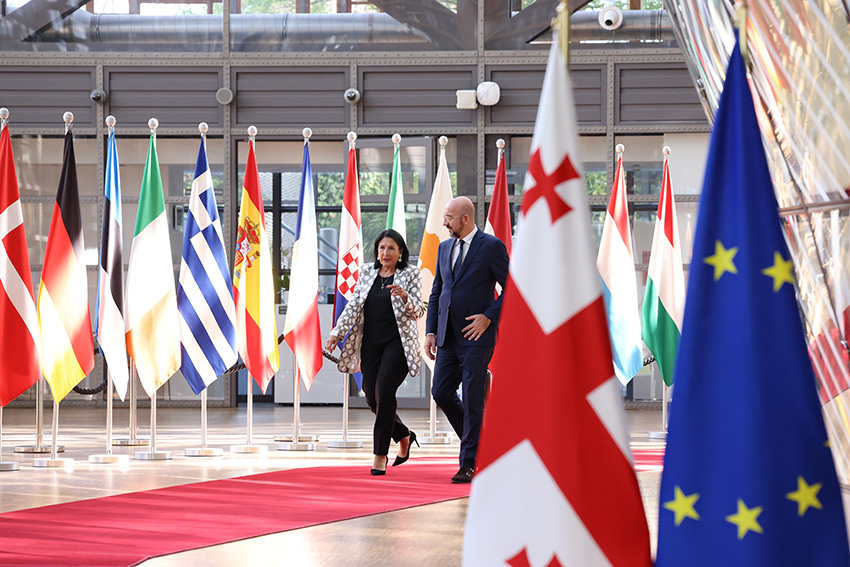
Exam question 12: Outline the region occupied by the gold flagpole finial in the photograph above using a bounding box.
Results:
[736,0,748,65]
[553,0,570,63]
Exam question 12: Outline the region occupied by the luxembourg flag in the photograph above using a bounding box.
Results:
[333,135,364,389]
[641,151,684,386]
[284,137,323,389]
[596,150,643,385]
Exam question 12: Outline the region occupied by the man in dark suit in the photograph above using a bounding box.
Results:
[425,196,510,483]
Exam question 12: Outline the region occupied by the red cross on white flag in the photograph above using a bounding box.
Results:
[462,36,652,567]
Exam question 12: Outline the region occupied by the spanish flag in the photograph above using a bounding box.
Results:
[233,139,279,392]
[38,131,94,402]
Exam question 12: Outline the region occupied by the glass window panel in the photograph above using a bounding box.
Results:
[118,137,224,199]
[13,137,99,196]
[614,135,664,196]
[510,135,608,195]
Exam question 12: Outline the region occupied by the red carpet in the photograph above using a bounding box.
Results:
[633,447,665,472]
[0,459,469,567]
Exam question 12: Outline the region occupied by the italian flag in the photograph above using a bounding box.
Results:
[641,154,685,386]
[125,132,181,396]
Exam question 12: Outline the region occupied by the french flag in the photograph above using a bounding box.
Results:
[596,150,643,385]
[283,136,323,389]
[333,136,363,388]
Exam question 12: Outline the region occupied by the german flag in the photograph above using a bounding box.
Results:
[38,131,94,402]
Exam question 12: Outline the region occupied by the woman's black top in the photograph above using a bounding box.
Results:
[363,273,399,346]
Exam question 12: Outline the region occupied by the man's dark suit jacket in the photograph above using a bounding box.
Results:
[426,229,510,348]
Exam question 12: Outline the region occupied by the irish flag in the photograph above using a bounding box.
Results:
[125,129,181,396]
[641,152,684,386]
[417,141,454,371]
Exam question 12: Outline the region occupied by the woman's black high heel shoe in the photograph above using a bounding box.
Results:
[371,455,389,476]
[392,431,419,467]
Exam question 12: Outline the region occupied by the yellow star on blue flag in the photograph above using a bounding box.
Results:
[656,40,849,566]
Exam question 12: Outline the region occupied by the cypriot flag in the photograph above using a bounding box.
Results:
[125,125,181,396]
[417,141,454,371]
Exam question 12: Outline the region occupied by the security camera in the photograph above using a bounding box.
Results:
[90,89,107,103]
[344,88,361,104]
[598,6,624,31]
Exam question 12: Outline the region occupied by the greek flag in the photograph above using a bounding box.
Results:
[177,136,238,394]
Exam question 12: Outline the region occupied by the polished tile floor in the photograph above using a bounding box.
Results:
[0,404,666,566]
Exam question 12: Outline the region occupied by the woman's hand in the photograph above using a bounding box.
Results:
[324,334,340,352]
[385,284,408,304]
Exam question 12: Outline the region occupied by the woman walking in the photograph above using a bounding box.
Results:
[325,229,424,475]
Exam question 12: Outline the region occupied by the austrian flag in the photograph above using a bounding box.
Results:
[463,36,652,567]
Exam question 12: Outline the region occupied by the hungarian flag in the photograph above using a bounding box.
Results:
[333,138,364,389]
[96,127,129,400]
[0,122,41,406]
[597,150,643,385]
[177,135,238,394]
[463,35,652,567]
[484,147,513,257]
[234,139,279,392]
[125,131,181,397]
[284,139,322,389]
[417,142,454,372]
[641,152,684,386]
[386,140,406,239]
[38,131,95,402]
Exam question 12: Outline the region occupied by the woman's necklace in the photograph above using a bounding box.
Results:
[378,273,394,289]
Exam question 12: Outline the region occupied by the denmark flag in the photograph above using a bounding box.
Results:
[462,35,652,567]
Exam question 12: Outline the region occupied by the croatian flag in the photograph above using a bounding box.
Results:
[177,135,238,394]
[463,35,652,567]
[333,138,364,389]
[596,151,643,385]
[284,138,323,389]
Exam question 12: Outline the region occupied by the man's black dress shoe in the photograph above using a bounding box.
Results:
[451,466,474,484]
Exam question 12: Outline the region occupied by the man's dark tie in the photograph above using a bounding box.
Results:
[453,239,464,278]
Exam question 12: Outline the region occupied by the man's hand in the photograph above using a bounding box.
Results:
[424,334,437,360]
[462,314,491,341]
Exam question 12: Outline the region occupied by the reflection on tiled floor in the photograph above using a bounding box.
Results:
[0,404,665,566]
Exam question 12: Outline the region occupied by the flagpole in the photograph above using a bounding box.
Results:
[14,378,61,453]
[34,399,74,467]
[231,373,267,454]
[419,135,451,446]
[277,355,315,451]
[90,115,129,465]
[113,363,147,446]
[134,384,172,460]
[0,406,20,471]
[184,122,225,459]
[327,131,364,450]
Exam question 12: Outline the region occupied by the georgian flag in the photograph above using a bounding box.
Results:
[463,36,652,567]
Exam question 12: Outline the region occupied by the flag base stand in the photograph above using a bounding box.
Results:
[133,450,172,460]
[419,436,451,444]
[274,434,319,443]
[230,444,267,455]
[0,461,20,471]
[33,457,74,468]
[111,439,149,447]
[14,445,64,453]
[185,447,223,457]
[327,439,363,449]
[89,453,129,465]
[276,441,315,451]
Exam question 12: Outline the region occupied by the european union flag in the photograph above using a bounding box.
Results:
[656,41,850,566]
